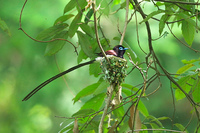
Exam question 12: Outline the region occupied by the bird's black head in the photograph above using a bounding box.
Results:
[113,45,128,58]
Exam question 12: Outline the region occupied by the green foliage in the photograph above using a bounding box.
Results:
[140,10,166,24]
[84,9,94,24]
[73,82,101,104]
[79,92,106,111]
[63,0,77,14]
[68,12,82,38]
[54,14,74,25]
[173,58,200,102]
[0,18,11,36]
[77,31,95,58]
[10,0,200,132]
[36,23,68,40]
[181,19,195,45]
[45,31,68,56]
[35,0,200,132]
[174,123,189,133]
[159,14,169,35]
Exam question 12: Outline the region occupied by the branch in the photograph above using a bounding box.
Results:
[19,0,78,55]
[99,84,114,133]
[119,0,129,46]
[128,53,148,132]
[92,2,110,64]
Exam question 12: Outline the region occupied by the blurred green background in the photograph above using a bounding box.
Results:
[0,0,200,132]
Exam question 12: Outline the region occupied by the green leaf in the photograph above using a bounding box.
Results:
[149,123,160,131]
[122,89,133,97]
[149,116,163,128]
[93,80,109,95]
[45,31,68,56]
[150,124,164,133]
[63,0,76,14]
[77,31,96,58]
[114,0,122,5]
[36,23,68,40]
[84,9,93,24]
[73,82,101,103]
[176,63,194,76]
[182,20,195,45]
[177,13,199,29]
[75,0,87,10]
[140,124,148,133]
[68,12,82,37]
[80,93,106,111]
[118,122,130,133]
[138,101,149,117]
[140,10,165,24]
[175,89,186,101]
[192,78,200,103]
[0,18,11,36]
[59,121,74,133]
[164,3,178,13]
[157,116,171,121]
[72,109,95,117]
[147,115,163,129]
[122,84,140,93]
[174,123,188,133]
[181,58,200,64]
[189,0,195,14]
[80,23,94,38]
[89,63,101,77]
[77,49,88,64]
[113,106,125,118]
[159,14,169,35]
[173,75,194,100]
[100,0,110,16]
[54,14,74,25]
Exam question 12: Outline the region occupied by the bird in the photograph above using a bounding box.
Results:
[97,45,128,58]
[22,45,128,101]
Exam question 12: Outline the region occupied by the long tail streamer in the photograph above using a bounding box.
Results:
[22,60,95,101]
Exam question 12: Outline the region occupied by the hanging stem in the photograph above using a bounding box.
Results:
[99,84,114,133]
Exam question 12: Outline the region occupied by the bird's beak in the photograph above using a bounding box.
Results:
[124,48,128,50]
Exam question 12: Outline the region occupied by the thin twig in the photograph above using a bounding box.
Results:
[135,11,147,54]
[54,55,76,97]
[18,0,78,55]
[119,0,129,46]
[166,24,199,53]
[98,17,110,46]
[92,2,110,64]
[170,82,176,130]
[128,53,147,132]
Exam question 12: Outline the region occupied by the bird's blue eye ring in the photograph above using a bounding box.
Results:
[119,47,123,50]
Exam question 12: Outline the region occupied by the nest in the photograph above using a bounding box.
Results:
[100,56,128,85]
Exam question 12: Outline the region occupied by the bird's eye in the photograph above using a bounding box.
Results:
[119,47,123,50]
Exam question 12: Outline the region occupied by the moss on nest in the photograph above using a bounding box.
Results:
[100,56,127,85]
